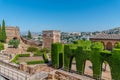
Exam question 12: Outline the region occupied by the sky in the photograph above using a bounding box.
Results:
[0,0,120,32]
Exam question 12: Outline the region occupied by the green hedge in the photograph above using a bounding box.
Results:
[11,54,30,63]
[64,44,77,71]
[106,48,120,80]
[52,40,120,79]
[27,60,44,65]
[34,53,43,56]
[19,54,30,57]
[34,50,43,56]
[90,42,104,79]
[11,54,19,63]
[0,43,4,51]
[43,53,48,63]
[27,46,38,52]
[51,43,64,68]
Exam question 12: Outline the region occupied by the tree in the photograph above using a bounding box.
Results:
[28,30,32,39]
[0,24,2,42]
[1,20,6,42]
[8,39,20,48]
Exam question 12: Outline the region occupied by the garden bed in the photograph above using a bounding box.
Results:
[11,53,48,65]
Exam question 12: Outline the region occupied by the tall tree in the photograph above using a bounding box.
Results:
[0,24,2,42]
[1,20,6,42]
[28,30,32,39]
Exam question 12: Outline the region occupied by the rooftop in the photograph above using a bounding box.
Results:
[90,33,120,40]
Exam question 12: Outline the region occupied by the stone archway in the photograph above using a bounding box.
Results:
[106,42,112,51]
[13,37,18,40]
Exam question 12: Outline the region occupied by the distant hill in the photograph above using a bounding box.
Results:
[101,27,120,34]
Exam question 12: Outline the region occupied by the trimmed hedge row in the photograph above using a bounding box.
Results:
[11,54,19,64]
[64,44,77,71]
[34,53,43,56]
[19,54,30,57]
[27,46,38,52]
[51,40,120,79]
[43,53,48,63]
[11,53,30,64]
[11,52,48,65]
[51,43,64,68]
[27,60,44,65]
[90,42,104,79]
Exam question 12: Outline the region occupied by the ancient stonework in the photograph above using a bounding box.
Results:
[5,27,21,42]
[42,30,61,49]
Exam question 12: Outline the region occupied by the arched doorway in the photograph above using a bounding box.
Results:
[71,57,76,72]
[84,60,93,77]
[101,62,112,80]
[106,42,112,51]
[13,37,18,40]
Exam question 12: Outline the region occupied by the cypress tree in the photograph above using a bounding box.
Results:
[1,20,6,42]
[28,30,32,39]
[0,24,2,42]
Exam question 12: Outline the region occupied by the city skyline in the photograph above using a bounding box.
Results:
[0,0,120,32]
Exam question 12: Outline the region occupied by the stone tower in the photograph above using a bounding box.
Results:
[5,26,21,42]
[42,30,61,49]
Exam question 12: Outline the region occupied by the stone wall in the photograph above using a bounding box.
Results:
[42,30,61,49]
[5,27,20,42]
[47,70,94,80]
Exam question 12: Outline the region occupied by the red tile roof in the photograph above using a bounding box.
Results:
[90,33,120,40]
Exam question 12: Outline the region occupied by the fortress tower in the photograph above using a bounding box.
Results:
[42,30,61,49]
[5,26,21,42]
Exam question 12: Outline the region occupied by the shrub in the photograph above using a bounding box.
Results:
[34,53,43,56]
[0,43,4,51]
[43,53,48,63]
[27,60,44,65]
[114,42,120,49]
[34,50,43,56]
[8,39,20,48]
[19,54,30,57]
[40,48,50,53]
[27,46,38,52]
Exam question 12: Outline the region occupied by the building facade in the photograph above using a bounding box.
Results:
[42,30,61,49]
[90,33,120,50]
[5,27,21,42]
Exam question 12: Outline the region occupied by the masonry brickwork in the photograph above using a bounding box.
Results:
[5,27,20,42]
[42,30,61,49]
